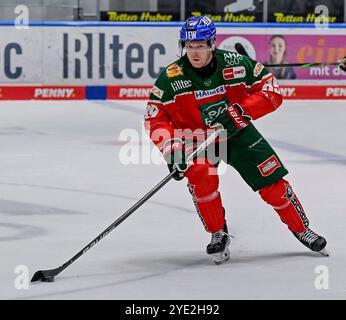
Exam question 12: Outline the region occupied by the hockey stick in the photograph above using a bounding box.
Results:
[31,128,222,283]
[235,43,345,69]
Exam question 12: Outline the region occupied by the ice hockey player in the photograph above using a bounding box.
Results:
[144,15,327,264]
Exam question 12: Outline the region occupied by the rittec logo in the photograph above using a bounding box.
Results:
[171,80,192,92]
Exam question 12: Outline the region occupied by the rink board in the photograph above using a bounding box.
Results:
[0,22,345,99]
[1,84,346,100]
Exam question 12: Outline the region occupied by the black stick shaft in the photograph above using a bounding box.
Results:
[264,62,339,68]
[54,170,177,276]
[35,129,222,279]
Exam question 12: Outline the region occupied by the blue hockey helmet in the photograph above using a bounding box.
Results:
[180,16,216,47]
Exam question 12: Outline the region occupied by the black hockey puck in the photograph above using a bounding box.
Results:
[41,276,55,282]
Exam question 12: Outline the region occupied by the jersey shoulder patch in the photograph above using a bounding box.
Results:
[253,62,265,77]
[151,85,164,99]
[166,63,184,78]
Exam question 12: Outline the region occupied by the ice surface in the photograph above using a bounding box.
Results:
[0,99,345,300]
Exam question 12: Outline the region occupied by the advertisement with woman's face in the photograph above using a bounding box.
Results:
[268,35,296,80]
[217,31,346,80]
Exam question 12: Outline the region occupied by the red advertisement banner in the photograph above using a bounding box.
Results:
[107,85,346,100]
[0,85,345,100]
[0,86,85,100]
[280,85,346,99]
[107,86,152,99]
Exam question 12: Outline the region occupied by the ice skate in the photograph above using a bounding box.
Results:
[292,227,328,256]
[206,223,231,265]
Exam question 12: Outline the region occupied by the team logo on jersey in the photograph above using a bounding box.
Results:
[223,66,246,80]
[151,86,164,99]
[195,85,225,100]
[204,79,212,87]
[200,100,228,126]
[253,62,265,77]
[171,79,192,92]
[166,63,184,78]
[257,155,281,176]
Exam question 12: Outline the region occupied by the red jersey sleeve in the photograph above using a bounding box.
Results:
[240,57,283,120]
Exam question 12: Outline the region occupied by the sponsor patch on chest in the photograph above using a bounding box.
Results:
[194,85,225,100]
[257,155,281,176]
[223,66,246,80]
[170,80,192,92]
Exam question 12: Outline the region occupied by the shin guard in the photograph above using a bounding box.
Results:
[186,161,224,233]
[259,178,309,233]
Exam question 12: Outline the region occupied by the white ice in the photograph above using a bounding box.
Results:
[0,99,345,300]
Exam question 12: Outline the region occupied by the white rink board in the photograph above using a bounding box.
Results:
[0,26,180,85]
[0,25,345,86]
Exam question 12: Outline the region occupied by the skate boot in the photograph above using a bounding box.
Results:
[206,223,230,265]
[292,227,328,256]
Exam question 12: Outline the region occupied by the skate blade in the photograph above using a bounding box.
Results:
[317,248,329,257]
[212,248,230,265]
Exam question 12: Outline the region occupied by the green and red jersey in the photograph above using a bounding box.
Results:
[144,49,283,151]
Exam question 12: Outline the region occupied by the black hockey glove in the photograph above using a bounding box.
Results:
[339,56,346,72]
[162,138,188,181]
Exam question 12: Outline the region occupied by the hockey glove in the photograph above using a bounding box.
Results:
[162,138,188,181]
[339,56,346,72]
[202,101,251,137]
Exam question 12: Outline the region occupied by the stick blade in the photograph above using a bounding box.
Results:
[31,268,59,283]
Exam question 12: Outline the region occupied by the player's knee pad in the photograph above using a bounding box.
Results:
[185,160,219,198]
[259,178,291,209]
[259,178,309,233]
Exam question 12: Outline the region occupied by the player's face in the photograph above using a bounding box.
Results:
[185,41,213,68]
